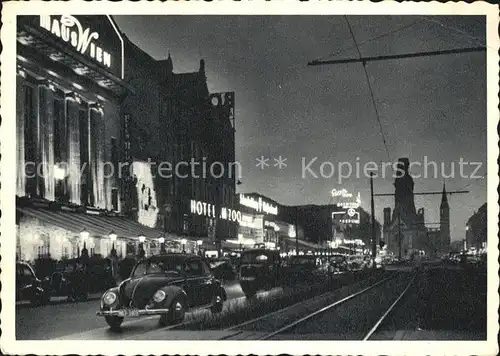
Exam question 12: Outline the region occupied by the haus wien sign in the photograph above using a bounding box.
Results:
[40,15,113,68]
[20,15,125,79]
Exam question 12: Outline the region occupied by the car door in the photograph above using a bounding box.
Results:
[183,259,209,307]
[19,264,36,301]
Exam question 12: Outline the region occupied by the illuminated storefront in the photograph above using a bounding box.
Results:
[238,192,293,250]
[15,15,164,262]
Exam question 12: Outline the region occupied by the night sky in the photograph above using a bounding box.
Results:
[114,15,487,242]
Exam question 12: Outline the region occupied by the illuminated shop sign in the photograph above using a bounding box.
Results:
[190,200,241,223]
[332,208,360,225]
[264,221,280,231]
[239,194,278,215]
[40,15,112,67]
[331,189,361,209]
[26,15,125,79]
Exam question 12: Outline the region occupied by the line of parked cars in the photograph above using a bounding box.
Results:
[16,259,116,307]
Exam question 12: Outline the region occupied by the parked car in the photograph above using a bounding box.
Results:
[16,262,50,306]
[239,249,281,298]
[210,258,237,281]
[96,253,227,330]
[283,255,319,283]
[328,254,348,273]
[347,255,365,271]
[47,259,93,302]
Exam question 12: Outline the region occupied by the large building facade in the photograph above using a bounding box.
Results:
[15,15,240,262]
[15,15,166,262]
[120,37,240,253]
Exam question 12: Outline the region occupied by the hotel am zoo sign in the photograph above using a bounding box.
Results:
[190,200,242,224]
[19,15,124,80]
[331,188,361,225]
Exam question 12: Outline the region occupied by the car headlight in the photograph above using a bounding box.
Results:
[103,291,117,306]
[153,290,166,303]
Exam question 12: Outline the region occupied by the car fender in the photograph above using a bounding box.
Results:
[160,285,188,307]
[100,286,121,309]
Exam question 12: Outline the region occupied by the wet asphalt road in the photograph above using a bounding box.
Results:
[16,281,247,340]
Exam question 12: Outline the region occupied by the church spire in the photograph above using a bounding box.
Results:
[166,51,173,73]
[441,181,449,208]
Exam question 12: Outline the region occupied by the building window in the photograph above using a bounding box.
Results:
[111,137,118,168]
[111,188,119,211]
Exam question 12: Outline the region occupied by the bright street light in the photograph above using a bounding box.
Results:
[138,235,146,243]
[80,228,89,240]
[109,231,117,241]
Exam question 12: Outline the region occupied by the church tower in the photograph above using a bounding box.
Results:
[393,158,417,221]
[439,182,450,253]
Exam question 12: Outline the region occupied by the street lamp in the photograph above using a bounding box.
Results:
[138,235,146,258]
[158,236,166,253]
[181,238,187,253]
[109,230,117,256]
[80,228,89,257]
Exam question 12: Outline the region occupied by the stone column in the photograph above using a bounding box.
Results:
[65,95,81,205]
[16,74,26,196]
[39,84,55,201]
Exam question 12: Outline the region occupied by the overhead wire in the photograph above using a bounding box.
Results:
[316,18,426,62]
[419,16,488,49]
[343,15,392,164]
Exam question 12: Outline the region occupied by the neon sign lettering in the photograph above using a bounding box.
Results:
[239,194,278,215]
[190,200,241,223]
[39,15,112,68]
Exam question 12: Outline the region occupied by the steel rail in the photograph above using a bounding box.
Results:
[257,274,398,340]
[363,273,416,340]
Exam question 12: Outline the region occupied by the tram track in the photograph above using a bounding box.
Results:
[220,271,415,340]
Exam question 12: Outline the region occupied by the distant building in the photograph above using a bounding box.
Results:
[466,203,487,251]
[383,158,428,258]
[383,158,452,257]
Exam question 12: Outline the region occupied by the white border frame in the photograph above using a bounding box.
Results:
[1,1,499,355]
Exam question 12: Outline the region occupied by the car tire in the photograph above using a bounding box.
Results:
[160,296,186,326]
[210,293,224,314]
[30,295,43,307]
[105,316,124,330]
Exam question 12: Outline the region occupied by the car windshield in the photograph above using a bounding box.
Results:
[132,258,183,277]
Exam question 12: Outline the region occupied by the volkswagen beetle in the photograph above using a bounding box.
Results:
[96,253,227,329]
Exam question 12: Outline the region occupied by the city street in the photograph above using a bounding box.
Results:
[16,263,487,341]
[16,281,249,340]
[5,8,494,356]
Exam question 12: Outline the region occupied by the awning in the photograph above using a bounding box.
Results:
[283,237,321,250]
[17,206,168,241]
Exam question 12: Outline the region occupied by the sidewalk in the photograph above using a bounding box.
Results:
[16,292,103,308]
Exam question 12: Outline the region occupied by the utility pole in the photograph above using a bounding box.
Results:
[308,47,485,67]
[370,173,377,261]
[398,213,402,260]
[295,206,299,256]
